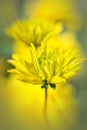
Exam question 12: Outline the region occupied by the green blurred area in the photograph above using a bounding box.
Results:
[0,0,87,130]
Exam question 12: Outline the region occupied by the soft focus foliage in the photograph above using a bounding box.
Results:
[0,0,18,25]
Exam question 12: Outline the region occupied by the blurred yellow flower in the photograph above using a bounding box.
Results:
[6,20,62,48]
[24,0,82,30]
[47,83,78,129]
[6,75,78,130]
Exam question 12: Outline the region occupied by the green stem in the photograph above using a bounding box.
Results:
[44,86,47,112]
[44,86,48,126]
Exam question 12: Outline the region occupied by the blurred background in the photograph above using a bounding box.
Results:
[0,0,87,130]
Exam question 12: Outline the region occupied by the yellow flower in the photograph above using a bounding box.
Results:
[6,20,62,48]
[7,31,84,88]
